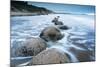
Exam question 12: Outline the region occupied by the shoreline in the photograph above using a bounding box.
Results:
[10,12,49,16]
[10,12,40,16]
[10,12,95,16]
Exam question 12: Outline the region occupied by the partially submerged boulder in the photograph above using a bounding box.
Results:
[54,21,64,25]
[56,25,70,30]
[52,16,63,25]
[69,47,92,62]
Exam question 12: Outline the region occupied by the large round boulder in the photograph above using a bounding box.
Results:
[15,37,47,56]
[29,48,70,65]
[39,26,64,42]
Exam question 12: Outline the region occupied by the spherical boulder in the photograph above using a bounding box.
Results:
[39,26,64,42]
[29,48,70,65]
[15,37,47,56]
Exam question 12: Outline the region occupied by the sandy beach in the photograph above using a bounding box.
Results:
[10,12,40,16]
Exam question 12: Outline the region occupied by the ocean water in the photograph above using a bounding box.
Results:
[10,14,95,66]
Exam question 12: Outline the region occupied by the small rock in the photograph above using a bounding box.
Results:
[54,21,64,25]
[56,25,70,30]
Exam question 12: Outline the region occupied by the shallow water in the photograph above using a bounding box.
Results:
[10,14,95,65]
